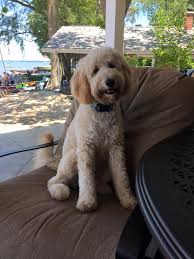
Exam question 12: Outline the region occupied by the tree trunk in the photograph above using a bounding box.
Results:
[61,54,72,81]
[125,0,132,16]
[47,0,59,89]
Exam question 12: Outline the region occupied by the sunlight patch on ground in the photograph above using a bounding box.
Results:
[0,90,72,179]
[0,91,72,133]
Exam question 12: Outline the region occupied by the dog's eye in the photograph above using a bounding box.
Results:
[92,67,99,76]
[108,62,116,69]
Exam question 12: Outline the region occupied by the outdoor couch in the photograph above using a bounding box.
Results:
[0,67,194,259]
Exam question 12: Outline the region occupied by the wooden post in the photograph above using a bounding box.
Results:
[151,57,155,67]
[105,0,126,55]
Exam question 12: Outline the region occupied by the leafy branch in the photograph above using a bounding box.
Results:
[7,0,35,10]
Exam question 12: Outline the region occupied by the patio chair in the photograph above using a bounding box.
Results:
[0,68,194,259]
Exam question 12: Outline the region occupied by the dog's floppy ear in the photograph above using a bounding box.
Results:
[70,68,93,104]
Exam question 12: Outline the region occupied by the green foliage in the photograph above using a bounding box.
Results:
[0,1,30,48]
[28,0,104,48]
[131,0,194,69]
[28,7,48,47]
[125,54,152,67]
[188,0,194,10]
[2,6,8,13]
[151,0,194,69]
[125,4,139,24]
[0,0,104,49]
[153,46,194,69]
[59,0,104,27]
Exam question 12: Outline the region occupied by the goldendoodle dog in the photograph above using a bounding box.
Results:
[36,47,136,212]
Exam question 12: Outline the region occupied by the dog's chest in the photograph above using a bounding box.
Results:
[75,105,124,146]
[96,123,119,145]
[88,113,123,146]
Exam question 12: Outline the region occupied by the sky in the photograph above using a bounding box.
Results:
[132,11,149,26]
[0,40,49,61]
[0,12,149,61]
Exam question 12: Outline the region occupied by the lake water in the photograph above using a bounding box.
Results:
[0,60,50,74]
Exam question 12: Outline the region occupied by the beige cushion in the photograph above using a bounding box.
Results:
[0,167,129,259]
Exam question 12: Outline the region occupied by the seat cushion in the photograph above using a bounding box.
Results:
[0,167,129,259]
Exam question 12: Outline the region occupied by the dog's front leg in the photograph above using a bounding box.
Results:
[48,148,77,201]
[76,145,97,212]
[109,145,137,210]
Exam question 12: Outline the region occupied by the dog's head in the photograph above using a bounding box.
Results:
[70,48,131,104]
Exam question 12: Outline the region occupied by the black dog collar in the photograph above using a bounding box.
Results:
[91,103,114,112]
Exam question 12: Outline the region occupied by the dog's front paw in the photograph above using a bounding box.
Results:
[76,196,97,212]
[48,183,70,201]
[120,195,137,210]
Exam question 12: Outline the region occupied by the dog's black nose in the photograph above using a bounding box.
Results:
[105,78,115,88]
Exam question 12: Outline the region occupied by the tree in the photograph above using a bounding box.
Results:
[188,0,194,10]
[0,0,106,46]
[0,0,60,88]
[47,0,59,88]
[151,1,194,69]
[129,0,194,69]
[0,1,30,48]
[0,0,105,87]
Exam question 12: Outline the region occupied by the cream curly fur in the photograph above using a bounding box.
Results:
[38,48,136,212]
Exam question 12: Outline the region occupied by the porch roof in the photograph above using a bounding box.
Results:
[41,25,194,56]
[41,25,155,56]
